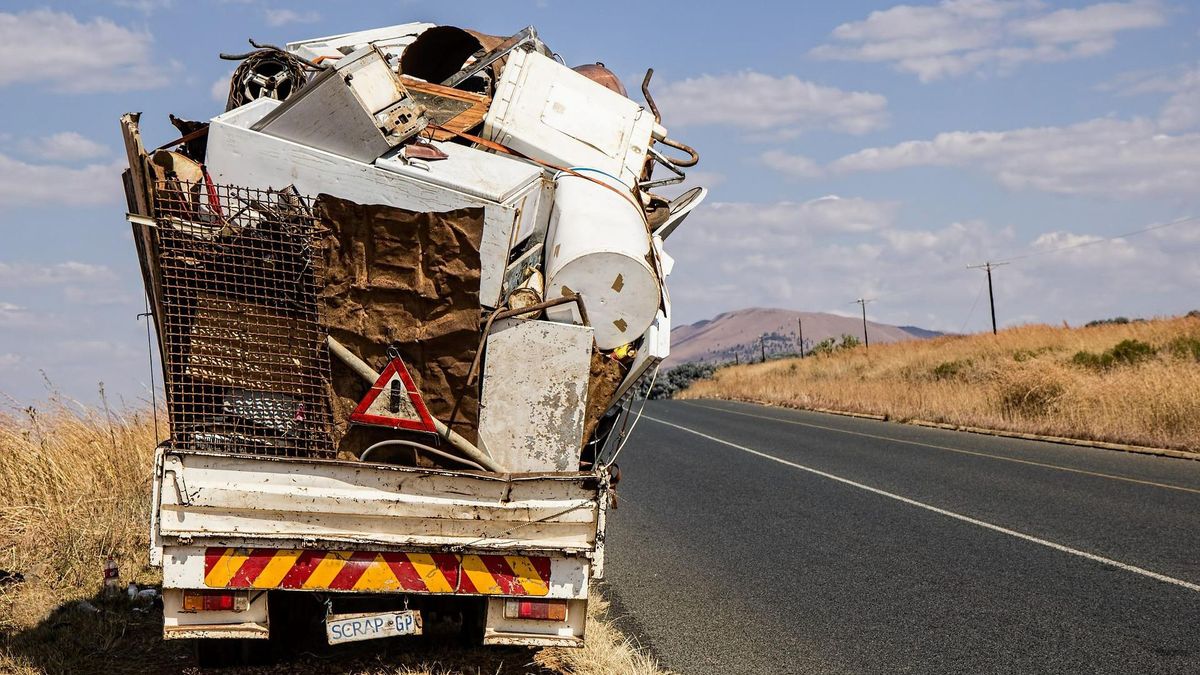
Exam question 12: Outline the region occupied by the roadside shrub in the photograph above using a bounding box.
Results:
[1085,317,1131,328]
[646,362,717,399]
[809,337,836,356]
[1072,339,1156,371]
[1072,350,1113,370]
[837,334,861,351]
[1013,347,1050,362]
[1109,339,1156,365]
[931,359,971,380]
[1168,335,1200,362]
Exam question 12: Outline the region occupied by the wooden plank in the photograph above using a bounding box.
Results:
[401,77,490,141]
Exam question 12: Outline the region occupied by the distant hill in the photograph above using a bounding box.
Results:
[898,325,946,340]
[665,307,941,367]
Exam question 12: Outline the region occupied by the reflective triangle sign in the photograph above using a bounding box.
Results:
[350,357,438,434]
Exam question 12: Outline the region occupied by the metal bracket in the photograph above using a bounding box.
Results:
[441,26,540,89]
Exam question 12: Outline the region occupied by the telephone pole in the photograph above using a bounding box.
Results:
[797,316,805,358]
[967,261,1009,335]
[854,298,873,350]
[760,334,767,363]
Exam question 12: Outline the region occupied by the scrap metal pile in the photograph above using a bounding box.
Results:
[122,23,704,473]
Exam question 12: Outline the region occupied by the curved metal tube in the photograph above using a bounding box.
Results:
[360,439,486,471]
[326,336,506,472]
[641,68,661,123]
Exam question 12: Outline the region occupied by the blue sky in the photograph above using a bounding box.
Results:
[1,0,1198,404]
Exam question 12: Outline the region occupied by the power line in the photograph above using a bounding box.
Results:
[959,275,988,334]
[994,214,1199,264]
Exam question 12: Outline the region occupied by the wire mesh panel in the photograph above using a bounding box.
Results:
[152,180,335,458]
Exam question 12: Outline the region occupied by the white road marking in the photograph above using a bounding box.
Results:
[645,414,1200,594]
[682,401,1200,496]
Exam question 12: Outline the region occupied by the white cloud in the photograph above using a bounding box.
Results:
[761,150,823,178]
[666,196,1199,333]
[264,9,320,27]
[0,153,122,206]
[113,0,173,13]
[0,262,117,287]
[828,116,1200,198]
[0,352,23,370]
[0,301,36,328]
[811,1,1166,82]
[0,9,171,92]
[19,132,108,161]
[212,71,233,104]
[655,71,888,135]
[63,285,138,306]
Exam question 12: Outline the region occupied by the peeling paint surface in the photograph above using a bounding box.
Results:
[478,320,594,473]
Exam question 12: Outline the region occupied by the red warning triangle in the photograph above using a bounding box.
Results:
[350,357,438,434]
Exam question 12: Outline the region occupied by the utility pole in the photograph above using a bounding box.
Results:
[967,261,1009,335]
[760,334,767,363]
[797,316,805,358]
[854,298,873,350]
[734,352,739,366]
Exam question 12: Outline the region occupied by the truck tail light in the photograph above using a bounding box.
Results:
[181,590,249,612]
[504,599,568,621]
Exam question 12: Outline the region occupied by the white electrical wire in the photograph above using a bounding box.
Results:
[603,363,660,469]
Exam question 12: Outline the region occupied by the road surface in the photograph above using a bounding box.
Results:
[603,400,1200,674]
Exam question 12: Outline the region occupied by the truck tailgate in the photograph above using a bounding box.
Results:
[157,450,602,553]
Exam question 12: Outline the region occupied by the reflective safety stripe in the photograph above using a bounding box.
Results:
[203,547,551,595]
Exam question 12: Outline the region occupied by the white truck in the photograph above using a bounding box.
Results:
[121,22,701,666]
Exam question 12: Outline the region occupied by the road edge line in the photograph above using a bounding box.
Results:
[643,414,1200,594]
[685,396,1197,462]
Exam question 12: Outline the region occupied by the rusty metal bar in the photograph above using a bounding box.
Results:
[326,336,505,473]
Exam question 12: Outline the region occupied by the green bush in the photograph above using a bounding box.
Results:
[1071,339,1156,371]
[1109,339,1156,365]
[1072,350,1114,370]
[1168,335,1200,362]
[931,359,971,380]
[809,337,836,356]
[837,334,861,350]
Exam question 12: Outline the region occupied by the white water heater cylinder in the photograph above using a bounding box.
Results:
[544,171,661,350]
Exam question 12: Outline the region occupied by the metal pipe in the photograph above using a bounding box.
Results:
[641,69,661,123]
[326,336,506,472]
[656,136,700,168]
[360,439,486,471]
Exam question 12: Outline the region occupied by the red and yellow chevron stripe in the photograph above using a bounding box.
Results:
[203,548,550,596]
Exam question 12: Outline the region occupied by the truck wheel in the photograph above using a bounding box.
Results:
[194,638,270,668]
[458,597,486,645]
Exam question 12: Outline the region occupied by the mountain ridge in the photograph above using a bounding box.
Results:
[665,307,943,367]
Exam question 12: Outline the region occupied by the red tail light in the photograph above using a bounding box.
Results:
[181,590,249,612]
[504,599,568,621]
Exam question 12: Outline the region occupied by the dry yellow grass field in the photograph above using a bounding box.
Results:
[680,315,1200,452]
[0,399,666,674]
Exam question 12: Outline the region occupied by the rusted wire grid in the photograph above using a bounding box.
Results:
[151,181,335,458]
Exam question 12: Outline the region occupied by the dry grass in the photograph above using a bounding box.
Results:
[0,398,669,674]
[681,315,1200,452]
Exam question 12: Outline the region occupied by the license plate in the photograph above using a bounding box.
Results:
[326,609,423,645]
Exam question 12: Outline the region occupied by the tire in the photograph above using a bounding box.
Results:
[194,638,270,668]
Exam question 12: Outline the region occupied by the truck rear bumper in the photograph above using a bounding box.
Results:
[161,544,591,646]
[164,545,587,599]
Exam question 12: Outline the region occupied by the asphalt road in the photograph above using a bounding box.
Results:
[603,400,1200,674]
